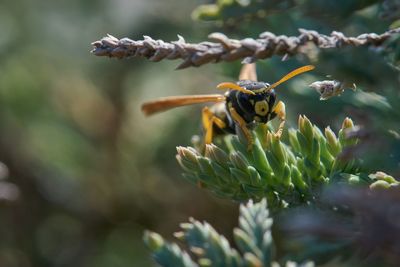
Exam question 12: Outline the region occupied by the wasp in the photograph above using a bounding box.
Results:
[141,64,315,149]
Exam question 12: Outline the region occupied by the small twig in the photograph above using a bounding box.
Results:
[91,28,400,69]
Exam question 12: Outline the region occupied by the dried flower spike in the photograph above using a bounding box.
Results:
[91,28,400,69]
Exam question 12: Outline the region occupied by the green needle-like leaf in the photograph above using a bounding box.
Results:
[145,199,314,267]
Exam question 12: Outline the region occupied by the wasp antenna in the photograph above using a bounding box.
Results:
[217,82,255,95]
[268,65,315,90]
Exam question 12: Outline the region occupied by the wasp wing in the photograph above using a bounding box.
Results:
[141,94,225,116]
[239,63,257,81]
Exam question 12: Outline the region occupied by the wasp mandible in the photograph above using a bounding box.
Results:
[141,64,314,149]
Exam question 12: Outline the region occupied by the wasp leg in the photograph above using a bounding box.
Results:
[272,101,286,138]
[202,107,226,144]
[229,107,254,150]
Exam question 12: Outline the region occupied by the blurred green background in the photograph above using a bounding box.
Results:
[0,0,399,266]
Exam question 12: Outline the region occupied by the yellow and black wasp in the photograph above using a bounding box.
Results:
[141,64,314,149]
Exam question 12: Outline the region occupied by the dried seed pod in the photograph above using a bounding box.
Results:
[309,80,356,100]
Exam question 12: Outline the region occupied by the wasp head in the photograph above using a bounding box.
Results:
[226,80,276,123]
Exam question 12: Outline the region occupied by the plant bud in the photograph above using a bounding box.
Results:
[176,146,199,164]
[341,117,354,129]
[288,129,301,152]
[298,115,305,134]
[205,144,229,166]
[233,228,253,253]
[190,246,205,256]
[230,152,249,170]
[173,231,185,241]
[370,180,391,190]
[302,116,314,142]
[324,127,338,149]
[180,222,194,230]
[244,252,263,267]
[143,231,164,251]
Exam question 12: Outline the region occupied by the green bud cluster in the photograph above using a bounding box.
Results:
[176,116,371,207]
[144,199,314,267]
[369,171,400,190]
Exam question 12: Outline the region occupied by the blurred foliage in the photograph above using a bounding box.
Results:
[1,0,400,267]
[0,1,237,266]
[144,199,314,267]
[279,185,400,266]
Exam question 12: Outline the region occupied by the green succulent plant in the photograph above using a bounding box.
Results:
[175,115,391,209]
